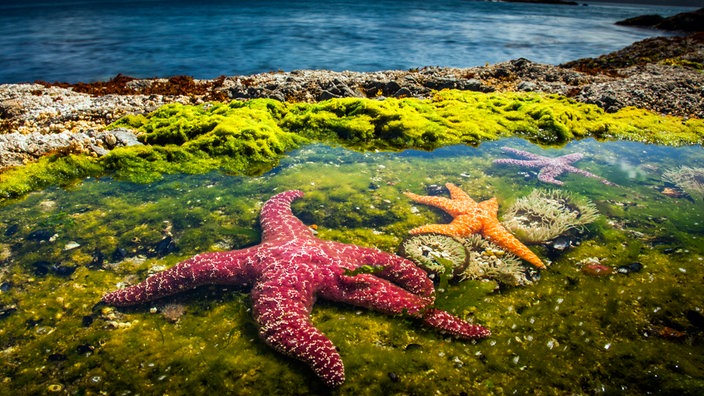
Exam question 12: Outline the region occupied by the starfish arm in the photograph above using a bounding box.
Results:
[251,276,345,388]
[445,183,472,201]
[102,249,257,306]
[259,190,315,243]
[483,221,545,269]
[493,158,534,166]
[324,241,435,297]
[404,191,458,214]
[322,273,433,315]
[537,166,566,185]
[323,274,490,339]
[557,153,584,163]
[408,219,477,238]
[500,146,544,160]
[421,308,491,339]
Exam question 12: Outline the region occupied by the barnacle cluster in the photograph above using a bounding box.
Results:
[501,189,599,244]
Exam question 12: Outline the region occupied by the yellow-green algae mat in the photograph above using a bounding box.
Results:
[0,90,703,395]
[0,90,702,201]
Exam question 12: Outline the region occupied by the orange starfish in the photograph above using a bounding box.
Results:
[405,183,545,269]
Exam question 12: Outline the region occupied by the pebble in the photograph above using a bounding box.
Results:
[616,262,643,274]
[4,224,19,237]
[27,229,54,242]
[582,263,614,277]
[64,241,81,250]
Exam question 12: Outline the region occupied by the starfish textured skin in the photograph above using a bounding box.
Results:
[493,146,615,186]
[405,183,546,269]
[102,190,490,387]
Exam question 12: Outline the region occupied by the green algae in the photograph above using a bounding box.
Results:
[280,90,704,147]
[103,99,308,183]
[0,154,103,200]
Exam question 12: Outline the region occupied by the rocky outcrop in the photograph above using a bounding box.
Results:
[499,0,579,5]
[616,7,704,32]
[570,63,704,116]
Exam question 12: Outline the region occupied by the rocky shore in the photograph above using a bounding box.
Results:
[0,33,703,171]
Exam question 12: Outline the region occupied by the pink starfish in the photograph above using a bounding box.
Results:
[494,146,615,186]
[102,190,490,387]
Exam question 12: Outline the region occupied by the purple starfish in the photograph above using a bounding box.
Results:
[103,190,490,387]
[493,146,615,186]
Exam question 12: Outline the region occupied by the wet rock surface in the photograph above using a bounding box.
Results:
[0,34,702,170]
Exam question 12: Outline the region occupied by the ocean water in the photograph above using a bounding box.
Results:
[1,138,703,393]
[0,0,694,83]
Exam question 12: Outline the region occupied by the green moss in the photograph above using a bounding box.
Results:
[282,91,702,149]
[105,100,308,182]
[661,58,704,70]
[0,154,103,200]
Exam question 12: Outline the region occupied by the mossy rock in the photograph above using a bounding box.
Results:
[1,90,703,202]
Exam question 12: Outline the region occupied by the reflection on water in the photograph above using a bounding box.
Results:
[0,139,703,394]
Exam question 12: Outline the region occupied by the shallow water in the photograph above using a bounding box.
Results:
[0,138,703,394]
[0,0,690,83]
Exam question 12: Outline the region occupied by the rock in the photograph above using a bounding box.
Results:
[0,128,142,169]
[616,8,704,33]
[517,81,537,91]
[27,229,54,242]
[581,263,614,277]
[617,262,643,274]
[656,8,704,32]
[0,99,24,118]
[615,15,665,28]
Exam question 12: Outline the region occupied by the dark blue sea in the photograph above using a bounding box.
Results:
[0,0,695,83]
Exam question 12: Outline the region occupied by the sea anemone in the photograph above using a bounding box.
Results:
[399,233,535,287]
[662,166,704,200]
[501,189,599,244]
[460,235,535,287]
[398,234,468,281]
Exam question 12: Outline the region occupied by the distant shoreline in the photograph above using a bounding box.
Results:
[496,0,578,5]
[585,0,702,7]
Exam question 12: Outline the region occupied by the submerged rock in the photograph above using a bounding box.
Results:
[0,304,17,319]
[151,236,176,257]
[662,166,704,201]
[581,262,614,277]
[4,224,19,237]
[617,262,643,274]
[26,229,54,242]
[31,261,77,277]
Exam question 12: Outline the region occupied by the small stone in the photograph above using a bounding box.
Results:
[64,241,80,251]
